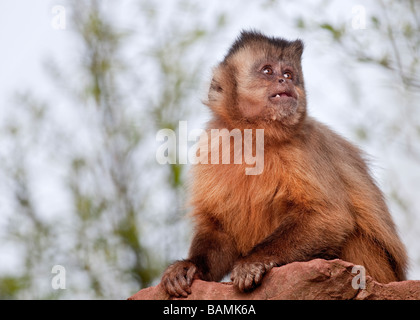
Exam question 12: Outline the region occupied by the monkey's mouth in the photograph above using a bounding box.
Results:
[269,91,296,102]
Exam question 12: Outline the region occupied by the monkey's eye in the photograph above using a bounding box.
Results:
[262,66,273,75]
[283,71,293,79]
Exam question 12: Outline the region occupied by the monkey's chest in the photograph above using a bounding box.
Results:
[193,144,318,254]
[207,162,288,255]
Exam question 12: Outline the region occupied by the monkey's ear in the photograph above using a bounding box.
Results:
[292,39,304,59]
[205,62,239,121]
[207,65,224,103]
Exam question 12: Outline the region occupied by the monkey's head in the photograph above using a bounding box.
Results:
[207,30,306,130]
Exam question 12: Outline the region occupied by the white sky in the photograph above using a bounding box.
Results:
[0,1,65,106]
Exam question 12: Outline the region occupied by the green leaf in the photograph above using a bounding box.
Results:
[320,23,344,41]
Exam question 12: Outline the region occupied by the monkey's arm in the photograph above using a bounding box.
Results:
[161,216,238,297]
[231,209,353,291]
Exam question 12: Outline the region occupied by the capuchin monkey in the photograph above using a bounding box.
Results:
[161,30,408,297]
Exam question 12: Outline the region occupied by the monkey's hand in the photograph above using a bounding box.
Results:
[161,260,198,298]
[230,258,278,292]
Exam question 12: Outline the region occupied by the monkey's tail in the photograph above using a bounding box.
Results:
[341,228,407,283]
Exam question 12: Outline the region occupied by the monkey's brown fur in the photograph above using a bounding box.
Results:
[161,30,408,297]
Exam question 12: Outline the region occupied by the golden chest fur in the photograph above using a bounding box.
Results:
[190,140,321,255]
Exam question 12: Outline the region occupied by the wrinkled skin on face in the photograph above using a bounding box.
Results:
[207,33,307,129]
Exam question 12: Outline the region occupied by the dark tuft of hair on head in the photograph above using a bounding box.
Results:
[224,30,304,61]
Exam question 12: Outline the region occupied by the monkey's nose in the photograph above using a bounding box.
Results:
[279,78,285,84]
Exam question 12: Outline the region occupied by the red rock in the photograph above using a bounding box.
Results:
[128,259,420,300]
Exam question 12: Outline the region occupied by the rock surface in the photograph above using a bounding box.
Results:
[128,259,420,300]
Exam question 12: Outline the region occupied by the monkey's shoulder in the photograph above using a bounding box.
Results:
[303,118,365,158]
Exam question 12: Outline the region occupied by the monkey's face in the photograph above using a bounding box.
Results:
[235,52,305,125]
[207,32,307,128]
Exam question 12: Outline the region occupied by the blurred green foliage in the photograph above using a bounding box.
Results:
[0,0,226,299]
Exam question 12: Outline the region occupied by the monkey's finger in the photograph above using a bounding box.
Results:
[176,274,191,295]
[173,278,189,298]
[239,273,251,292]
[264,261,277,270]
[230,270,236,282]
[165,275,186,298]
[254,269,263,285]
[186,264,197,286]
[237,276,245,292]
[231,270,241,288]
[177,274,188,288]
[231,271,241,291]
[244,272,255,291]
[163,278,179,297]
